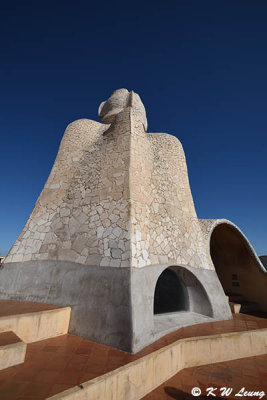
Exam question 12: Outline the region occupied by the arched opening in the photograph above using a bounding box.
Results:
[210,223,262,312]
[154,268,188,314]
[152,266,213,336]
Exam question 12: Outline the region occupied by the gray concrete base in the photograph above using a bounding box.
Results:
[130,264,232,352]
[0,261,232,353]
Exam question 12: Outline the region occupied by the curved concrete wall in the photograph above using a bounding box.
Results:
[131,263,231,352]
[3,89,264,352]
[0,261,231,353]
[200,219,267,311]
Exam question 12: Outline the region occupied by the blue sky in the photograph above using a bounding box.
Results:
[1,0,266,256]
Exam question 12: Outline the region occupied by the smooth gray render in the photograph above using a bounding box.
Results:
[0,261,231,353]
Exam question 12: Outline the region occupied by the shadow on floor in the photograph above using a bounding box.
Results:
[164,387,223,400]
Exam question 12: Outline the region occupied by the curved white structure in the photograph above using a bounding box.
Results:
[0,89,265,352]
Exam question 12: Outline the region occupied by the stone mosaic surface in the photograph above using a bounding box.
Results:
[5,89,217,270]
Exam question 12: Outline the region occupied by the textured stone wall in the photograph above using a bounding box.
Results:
[128,109,212,269]
[6,113,133,267]
[5,89,214,270]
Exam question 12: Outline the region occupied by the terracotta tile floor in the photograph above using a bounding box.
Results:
[0,313,266,399]
[142,354,267,399]
[0,300,61,317]
[0,331,21,346]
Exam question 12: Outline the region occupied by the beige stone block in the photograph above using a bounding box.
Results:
[220,333,236,360]
[169,343,182,373]
[0,332,26,371]
[229,302,241,313]
[210,336,225,364]
[116,368,131,400]
[182,339,198,368]
[154,349,172,384]
[249,329,267,355]
[0,307,71,343]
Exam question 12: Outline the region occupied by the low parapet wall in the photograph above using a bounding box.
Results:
[48,327,267,400]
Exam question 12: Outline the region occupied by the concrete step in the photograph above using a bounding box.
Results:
[0,331,26,370]
[229,302,241,314]
[0,300,71,343]
[0,313,266,400]
[45,327,267,400]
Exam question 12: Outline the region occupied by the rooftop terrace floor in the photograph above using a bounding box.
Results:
[143,353,267,399]
[0,300,61,317]
[0,309,266,400]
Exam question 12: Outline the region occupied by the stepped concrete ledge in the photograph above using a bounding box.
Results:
[0,313,266,399]
[0,300,71,343]
[229,301,241,314]
[143,353,267,399]
[48,328,267,400]
[0,331,26,370]
[48,329,267,400]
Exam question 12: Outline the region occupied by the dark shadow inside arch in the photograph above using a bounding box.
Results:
[154,268,188,314]
[210,223,262,311]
